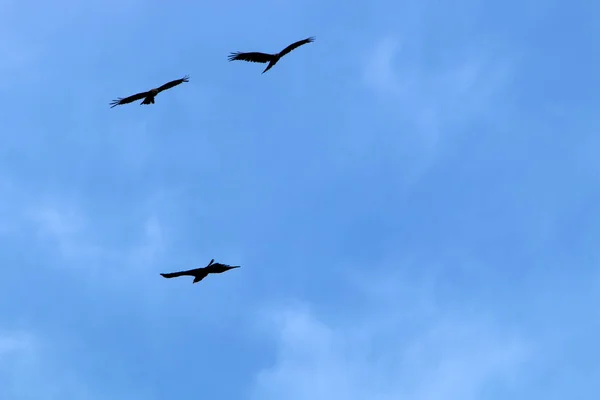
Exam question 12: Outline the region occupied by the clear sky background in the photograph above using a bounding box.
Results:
[1,0,599,399]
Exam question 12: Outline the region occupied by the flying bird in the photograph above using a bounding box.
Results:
[109,75,189,108]
[228,36,315,74]
[160,259,240,284]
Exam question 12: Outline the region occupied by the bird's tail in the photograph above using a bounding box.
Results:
[262,60,276,74]
[140,97,155,105]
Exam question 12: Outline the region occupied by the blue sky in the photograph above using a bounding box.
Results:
[1,0,599,398]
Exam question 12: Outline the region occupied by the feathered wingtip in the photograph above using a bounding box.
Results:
[228,52,241,62]
[109,98,123,108]
[182,75,190,82]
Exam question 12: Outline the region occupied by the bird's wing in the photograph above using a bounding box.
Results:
[228,52,273,63]
[193,271,209,283]
[156,75,190,93]
[109,91,150,108]
[212,263,240,269]
[278,37,315,58]
[160,268,202,279]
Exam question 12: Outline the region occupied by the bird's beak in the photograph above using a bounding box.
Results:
[227,266,241,270]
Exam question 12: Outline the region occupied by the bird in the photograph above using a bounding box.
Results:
[160,259,240,284]
[228,36,315,74]
[109,75,189,108]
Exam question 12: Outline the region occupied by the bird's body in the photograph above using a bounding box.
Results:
[160,259,240,284]
[228,37,315,73]
[110,75,189,108]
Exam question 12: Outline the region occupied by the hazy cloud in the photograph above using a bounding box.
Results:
[251,289,531,400]
[0,329,151,400]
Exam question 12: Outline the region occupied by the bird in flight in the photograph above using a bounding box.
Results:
[228,36,315,74]
[109,75,189,108]
[160,259,240,284]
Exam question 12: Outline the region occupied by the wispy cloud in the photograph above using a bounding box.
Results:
[250,259,532,400]
[0,329,152,400]
[126,214,166,270]
[0,331,35,358]
[365,36,512,125]
[26,203,100,260]
[21,197,167,275]
[251,298,530,400]
[361,35,514,180]
[0,0,598,399]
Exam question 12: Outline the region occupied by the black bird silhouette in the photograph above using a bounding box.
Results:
[110,75,189,108]
[228,37,315,74]
[160,259,240,284]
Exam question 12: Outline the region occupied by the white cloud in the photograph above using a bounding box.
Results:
[0,34,38,76]
[357,35,514,191]
[0,329,151,400]
[364,36,512,127]
[0,330,75,400]
[0,179,17,235]
[0,331,35,358]
[23,199,167,275]
[250,286,531,400]
[126,214,166,270]
[365,37,405,95]
[0,0,143,83]
[0,3,38,77]
[26,203,105,262]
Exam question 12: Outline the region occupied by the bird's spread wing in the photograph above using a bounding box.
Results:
[278,37,315,58]
[109,91,149,108]
[156,75,190,93]
[228,52,273,63]
[160,268,202,279]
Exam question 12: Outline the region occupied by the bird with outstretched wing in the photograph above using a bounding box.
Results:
[160,259,241,284]
[228,37,315,74]
[110,75,189,108]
